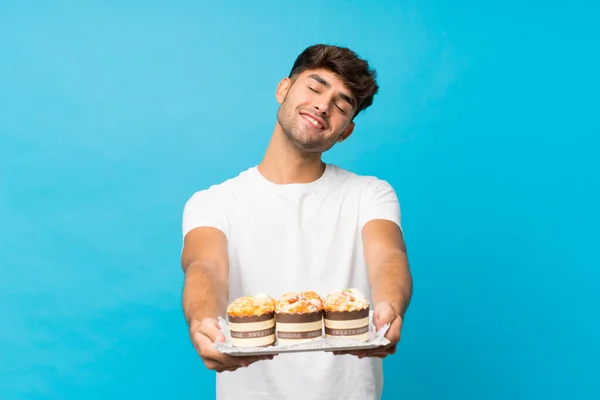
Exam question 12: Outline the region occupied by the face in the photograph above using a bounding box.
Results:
[275,68,357,153]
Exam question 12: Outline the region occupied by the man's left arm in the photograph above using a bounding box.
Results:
[361,218,412,358]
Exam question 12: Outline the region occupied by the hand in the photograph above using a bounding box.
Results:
[190,318,274,373]
[333,301,403,359]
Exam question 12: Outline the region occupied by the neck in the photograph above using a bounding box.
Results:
[257,123,326,184]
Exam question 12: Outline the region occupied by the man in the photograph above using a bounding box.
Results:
[180,44,413,400]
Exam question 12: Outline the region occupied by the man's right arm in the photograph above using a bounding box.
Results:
[181,226,230,326]
[181,227,272,372]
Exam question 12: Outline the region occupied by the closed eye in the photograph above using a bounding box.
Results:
[334,102,347,114]
[309,85,347,114]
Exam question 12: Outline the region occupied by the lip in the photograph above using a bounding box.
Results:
[299,112,327,130]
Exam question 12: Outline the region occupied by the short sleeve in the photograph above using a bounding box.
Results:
[182,189,229,240]
[359,179,402,231]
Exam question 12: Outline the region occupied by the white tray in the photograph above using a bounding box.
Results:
[213,311,390,357]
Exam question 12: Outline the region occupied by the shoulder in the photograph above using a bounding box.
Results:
[328,165,402,230]
[329,164,397,195]
[184,167,256,207]
[181,167,256,238]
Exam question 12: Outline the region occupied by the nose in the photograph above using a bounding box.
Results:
[313,93,333,117]
[314,102,330,117]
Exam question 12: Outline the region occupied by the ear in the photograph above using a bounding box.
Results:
[337,121,355,142]
[275,78,292,104]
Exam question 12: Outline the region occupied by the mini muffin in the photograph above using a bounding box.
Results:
[275,291,323,344]
[322,288,370,342]
[227,294,276,347]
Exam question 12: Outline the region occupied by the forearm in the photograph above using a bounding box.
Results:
[370,250,413,318]
[182,261,229,326]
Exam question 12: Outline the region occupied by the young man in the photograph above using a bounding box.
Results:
[180,44,413,399]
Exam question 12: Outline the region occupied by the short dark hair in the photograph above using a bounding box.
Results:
[288,44,379,119]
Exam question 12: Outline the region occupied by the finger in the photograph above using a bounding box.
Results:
[214,331,226,343]
[209,355,264,371]
[196,319,277,362]
[373,308,380,328]
[194,331,248,368]
[216,366,239,373]
[373,305,396,331]
[385,318,402,344]
[374,343,395,354]
[367,344,397,358]
[386,344,397,355]
[197,319,225,343]
[205,354,259,370]
[332,350,358,356]
[332,351,347,355]
[237,356,262,367]
[206,359,230,371]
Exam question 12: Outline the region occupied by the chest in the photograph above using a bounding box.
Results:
[223,189,366,295]
[228,189,360,245]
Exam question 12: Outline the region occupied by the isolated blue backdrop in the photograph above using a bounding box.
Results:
[1,1,598,399]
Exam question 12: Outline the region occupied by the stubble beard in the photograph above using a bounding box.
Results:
[277,99,339,154]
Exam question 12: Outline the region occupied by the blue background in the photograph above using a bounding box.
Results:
[1,1,598,399]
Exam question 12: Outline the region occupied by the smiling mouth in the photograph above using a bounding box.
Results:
[300,113,326,130]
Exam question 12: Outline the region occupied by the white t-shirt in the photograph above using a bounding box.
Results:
[182,163,402,400]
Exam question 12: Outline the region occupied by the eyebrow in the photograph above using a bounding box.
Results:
[308,73,356,109]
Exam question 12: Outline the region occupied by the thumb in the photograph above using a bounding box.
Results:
[374,303,394,330]
[373,308,385,331]
[213,329,226,343]
[199,318,226,343]
[373,308,380,324]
